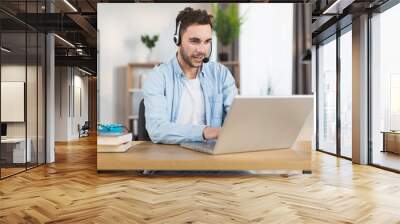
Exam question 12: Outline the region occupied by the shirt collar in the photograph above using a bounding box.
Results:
[172,53,206,79]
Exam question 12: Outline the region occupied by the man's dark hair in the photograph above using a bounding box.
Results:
[176,7,213,37]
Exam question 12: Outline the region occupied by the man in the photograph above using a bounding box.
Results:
[143,7,238,144]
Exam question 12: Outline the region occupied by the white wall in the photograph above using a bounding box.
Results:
[55,67,89,141]
[239,4,293,96]
[1,65,37,137]
[55,67,69,141]
[1,64,46,163]
[98,3,212,124]
[72,74,89,138]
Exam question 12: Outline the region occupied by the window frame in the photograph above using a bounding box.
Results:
[315,22,352,161]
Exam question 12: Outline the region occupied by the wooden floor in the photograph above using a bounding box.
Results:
[1,167,26,178]
[1,163,45,178]
[1,136,400,223]
[373,150,400,171]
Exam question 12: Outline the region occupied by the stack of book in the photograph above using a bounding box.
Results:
[97,133,132,153]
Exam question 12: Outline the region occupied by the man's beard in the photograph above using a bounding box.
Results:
[180,47,203,68]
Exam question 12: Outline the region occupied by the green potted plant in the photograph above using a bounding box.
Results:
[141,34,159,61]
[212,3,244,61]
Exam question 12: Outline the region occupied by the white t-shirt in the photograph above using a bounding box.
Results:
[175,77,206,125]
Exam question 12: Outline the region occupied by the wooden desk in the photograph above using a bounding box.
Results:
[97,141,311,172]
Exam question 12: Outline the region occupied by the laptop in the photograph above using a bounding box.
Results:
[180,95,314,155]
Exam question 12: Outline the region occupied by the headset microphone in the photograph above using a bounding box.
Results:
[202,42,212,63]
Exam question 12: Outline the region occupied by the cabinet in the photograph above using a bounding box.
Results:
[382,131,400,154]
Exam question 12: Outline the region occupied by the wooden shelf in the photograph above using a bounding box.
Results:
[128,115,139,120]
[220,61,239,66]
[127,62,161,68]
[128,88,142,93]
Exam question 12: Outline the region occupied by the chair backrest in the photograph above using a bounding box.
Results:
[82,121,90,129]
[138,99,151,141]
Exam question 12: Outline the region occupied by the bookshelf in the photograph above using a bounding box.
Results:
[126,62,160,135]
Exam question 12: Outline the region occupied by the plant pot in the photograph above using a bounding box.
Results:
[218,52,229,61]
[146,48,154,62]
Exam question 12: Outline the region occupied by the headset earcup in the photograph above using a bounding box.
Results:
[174,21,181,46]
[173,35,180,46]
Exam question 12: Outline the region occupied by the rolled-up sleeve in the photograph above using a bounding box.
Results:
[143,68,206,144]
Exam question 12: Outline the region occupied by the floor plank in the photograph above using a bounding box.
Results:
[0,135,400,223]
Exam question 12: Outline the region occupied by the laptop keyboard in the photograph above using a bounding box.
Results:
[180,141,216,154]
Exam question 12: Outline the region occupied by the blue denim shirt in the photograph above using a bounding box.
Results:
[143,56,238,144]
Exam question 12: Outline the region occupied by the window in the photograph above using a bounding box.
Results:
[0,1,47,179]
[317,36,337,154]
[339,29,352,158]
[370,2,400,171]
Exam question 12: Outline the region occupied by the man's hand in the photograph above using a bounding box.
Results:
[202,127,221,140]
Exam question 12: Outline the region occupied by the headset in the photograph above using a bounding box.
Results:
[173,20,212,63]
